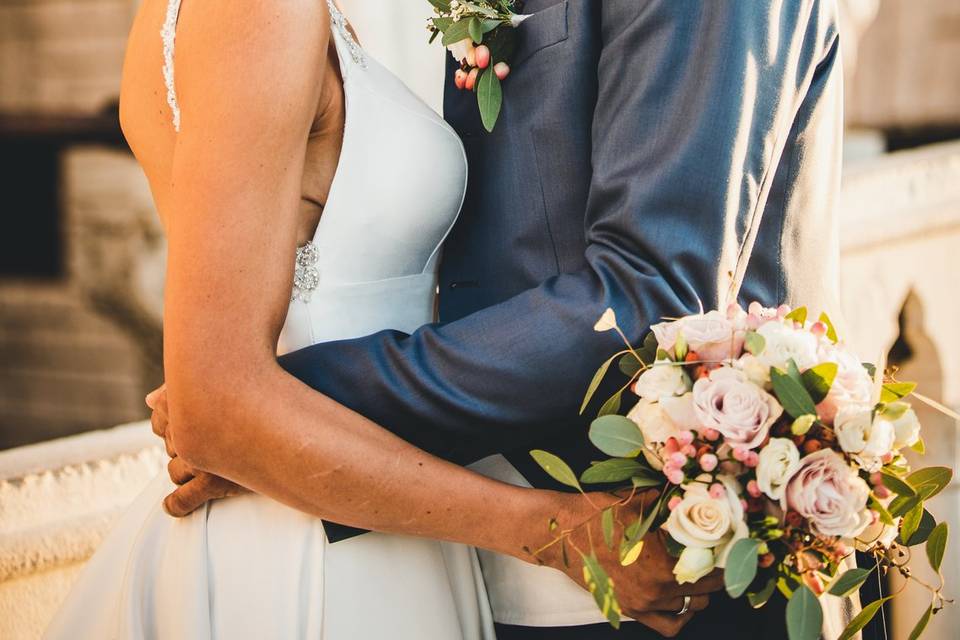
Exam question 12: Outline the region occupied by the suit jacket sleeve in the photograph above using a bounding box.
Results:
[279,0,841,464]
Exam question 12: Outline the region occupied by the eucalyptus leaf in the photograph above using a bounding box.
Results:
[581,354,617,414]
[838,596,893,640]
[636,331,659,367]
[602,508,615,550]
[619,352,643,377]
[889,495,920,519]
[818,311,839,342]
[907,466,953,500]
[881,472,916,498]
[786,585,823,640]
[476,68,502,132]
[827,567,873,597]
[581,553,621,628]
[597,390,623,417]
[900,501,925,544]
[899,509,937,546]
[467,16,483,43]
[784,306,808,325]
[744,331,766,356]
[869,495,894,525]
[724,538,761,598]
[748,577,777,609]
[427,0,452,11]
[631,475,663,490]
[907,605,933,640]
[441,19,473,45]
[530,450,582,491]
[771,367,817,418]
[801,362,838,404]
[581,458,644,484]
[589,415,645,458]
[910,437,926,455]
[926,522,948,572]
[880,381,917,403]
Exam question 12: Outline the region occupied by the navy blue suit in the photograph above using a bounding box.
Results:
[280,1,843,636]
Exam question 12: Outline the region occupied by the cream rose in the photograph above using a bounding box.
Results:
[834,405,895,471]
[735,353,771,387]
[756,437,801,501]
[634,361,691,401]
[673,546,716,585]
[652,311,743,362]
[891,407,921,450]
[665,476,744,547]
[755,321,820,371]
[784,449,871,538]
[692,368,783,449]
[627,395,697,469]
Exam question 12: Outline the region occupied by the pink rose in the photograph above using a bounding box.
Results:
[651,310,744,362]
[784,449,871,538]
[816,345,874,424]
[692,368,783,449]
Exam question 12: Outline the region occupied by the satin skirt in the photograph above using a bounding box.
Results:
[45,471,495,639]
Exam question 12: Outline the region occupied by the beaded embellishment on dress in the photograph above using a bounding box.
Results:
[161,0,183,131]
[326,0,366,68]
[292,241,321,302]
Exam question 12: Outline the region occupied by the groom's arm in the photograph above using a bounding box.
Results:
[280,0,842,464]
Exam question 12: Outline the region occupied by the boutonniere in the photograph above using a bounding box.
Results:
[426,0,529,132]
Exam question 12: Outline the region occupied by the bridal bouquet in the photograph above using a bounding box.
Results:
[531,302,953,639]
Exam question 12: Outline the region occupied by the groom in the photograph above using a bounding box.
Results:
[160,1,843,637]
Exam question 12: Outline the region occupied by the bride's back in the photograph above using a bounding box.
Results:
[119,0,344,243]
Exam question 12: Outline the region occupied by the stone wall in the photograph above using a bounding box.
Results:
[0,0,133,115]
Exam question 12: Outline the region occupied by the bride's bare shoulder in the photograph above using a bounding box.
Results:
[121,0,332,146]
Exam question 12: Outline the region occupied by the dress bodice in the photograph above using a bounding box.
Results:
[162,0,467,354]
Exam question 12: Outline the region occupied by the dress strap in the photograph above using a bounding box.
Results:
[161,0,184,132]
[326,0,366,70]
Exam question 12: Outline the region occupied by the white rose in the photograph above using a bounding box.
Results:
[634,361,691,401]
[627,400,677,470]
[834,405,895,471]
[446,38,475,64]
[673,546,715,585]
[891,407,921,450]
[756,438,801,501]
[756,321,820,371]
[735,353,771,387]
[664,477,742,551]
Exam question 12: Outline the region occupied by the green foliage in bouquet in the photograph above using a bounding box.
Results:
[530,304,955,638]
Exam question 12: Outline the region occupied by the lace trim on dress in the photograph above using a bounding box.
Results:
[161,0,183,132]
[326,0,366,68]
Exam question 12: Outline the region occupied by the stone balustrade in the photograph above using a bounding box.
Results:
[1,140,959,639]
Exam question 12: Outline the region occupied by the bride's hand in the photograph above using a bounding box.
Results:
[146,385,249,517]
[532,490,721,637]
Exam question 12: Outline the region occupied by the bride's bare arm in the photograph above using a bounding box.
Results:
[163,0,559,561]
[159,3,716,631]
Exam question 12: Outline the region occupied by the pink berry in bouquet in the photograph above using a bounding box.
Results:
[474,44,491,69]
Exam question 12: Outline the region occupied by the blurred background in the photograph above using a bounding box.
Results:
[0,0,958,638]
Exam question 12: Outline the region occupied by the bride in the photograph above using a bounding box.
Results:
[44,1,717,638]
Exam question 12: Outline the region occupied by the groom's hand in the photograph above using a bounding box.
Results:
[146,385,249,517]
[539,491,722,637]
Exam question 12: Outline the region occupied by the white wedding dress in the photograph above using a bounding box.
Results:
[45,2,496,638]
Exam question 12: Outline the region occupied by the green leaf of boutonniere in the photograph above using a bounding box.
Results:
[477,68,503,132]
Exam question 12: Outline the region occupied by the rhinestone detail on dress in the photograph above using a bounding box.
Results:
[292,241,320,302]
[326,0,366,68]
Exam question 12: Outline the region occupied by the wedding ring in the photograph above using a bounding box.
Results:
[676,595,692,616]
